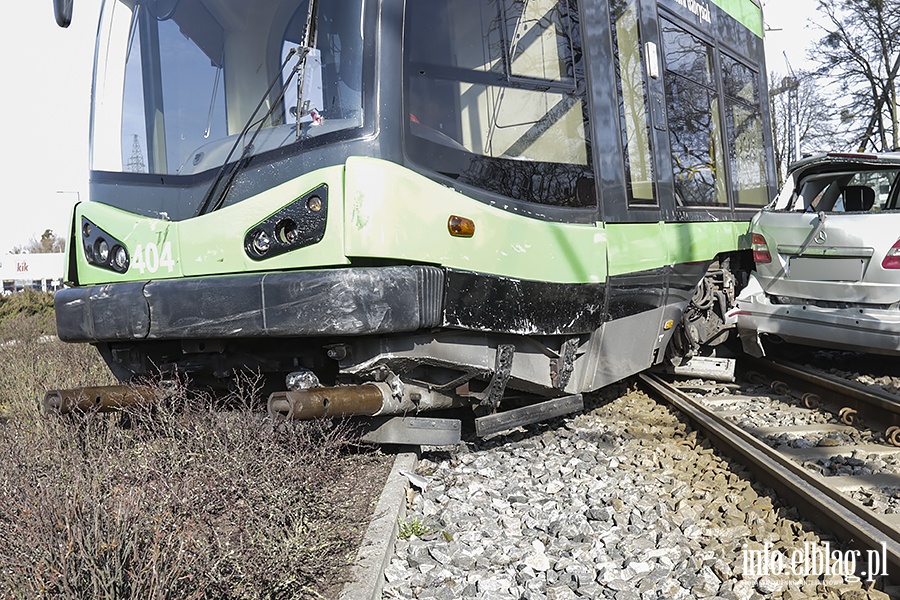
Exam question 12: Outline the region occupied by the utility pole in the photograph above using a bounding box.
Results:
[770,72,800,180]
[783,53,800,164]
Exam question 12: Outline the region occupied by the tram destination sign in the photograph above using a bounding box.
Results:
[673,0,712,25]
[658,0,714,29]
[657,0,765,39]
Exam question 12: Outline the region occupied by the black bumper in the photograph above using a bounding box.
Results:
[55,266,444,343]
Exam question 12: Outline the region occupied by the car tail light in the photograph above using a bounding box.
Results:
[751,233,771,264]
[882,239,900,269]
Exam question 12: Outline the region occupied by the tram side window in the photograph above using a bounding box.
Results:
[661,19,727,207]
[722,55,768,207]
[404,0,594,208]
[611,0,656,205]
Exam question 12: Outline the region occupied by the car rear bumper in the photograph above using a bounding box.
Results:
[731,286,900,356]
[55,266,445,343]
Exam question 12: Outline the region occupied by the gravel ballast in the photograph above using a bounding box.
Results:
[382,384,894,600]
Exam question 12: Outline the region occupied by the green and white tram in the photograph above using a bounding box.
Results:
[52,0,774,440]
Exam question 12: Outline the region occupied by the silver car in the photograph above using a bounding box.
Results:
[731,152,900,357]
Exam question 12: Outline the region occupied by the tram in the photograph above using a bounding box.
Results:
[52,0,774,441]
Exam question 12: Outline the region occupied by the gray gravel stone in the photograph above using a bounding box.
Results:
[755,575,783,595]
[381,390,872,600]
[546,585,578,600]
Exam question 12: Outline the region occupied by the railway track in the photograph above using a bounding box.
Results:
[641,357,900,589]
[379,358,900,599]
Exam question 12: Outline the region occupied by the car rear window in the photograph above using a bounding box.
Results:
[790,169,899,213]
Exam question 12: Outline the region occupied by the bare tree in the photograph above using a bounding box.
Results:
[769,70,839,184]
[813,0,900,151]
[10,230,66,254]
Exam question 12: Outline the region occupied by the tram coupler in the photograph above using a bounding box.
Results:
[267,382,462,420]
[43,385,163,415]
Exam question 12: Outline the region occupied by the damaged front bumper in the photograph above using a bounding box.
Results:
[55,266,444,342]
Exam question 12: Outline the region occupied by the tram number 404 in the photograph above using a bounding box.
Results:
[131,242,175,274]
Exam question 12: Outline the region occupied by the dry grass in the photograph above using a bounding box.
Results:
[0,294,391,599]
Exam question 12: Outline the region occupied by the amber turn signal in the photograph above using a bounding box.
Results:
[448,215,475,238]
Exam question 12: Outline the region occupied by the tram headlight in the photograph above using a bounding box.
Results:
[306,195,323,212]
[81,218,129,274]
[96,239,110,263]
[112,245,129,273]
[251,230,272,255]
[244,185,328,261]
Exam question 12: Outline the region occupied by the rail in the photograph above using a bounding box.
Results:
[640,366,900,579]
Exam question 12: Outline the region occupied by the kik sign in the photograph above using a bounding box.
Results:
[0,253,65,282]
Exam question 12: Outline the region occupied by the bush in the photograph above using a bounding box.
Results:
[0,290,56,334]
[0,315,390,599]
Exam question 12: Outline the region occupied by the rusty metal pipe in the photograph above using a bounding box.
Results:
[268,383,387,420]
[43,385,161,415]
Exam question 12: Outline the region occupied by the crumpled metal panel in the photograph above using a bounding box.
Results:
[55,283,150,342]
[55,266,444,342]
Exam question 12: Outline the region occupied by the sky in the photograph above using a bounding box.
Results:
[762,0,821,77]
[0,0,101,255]
[0,0,820,255]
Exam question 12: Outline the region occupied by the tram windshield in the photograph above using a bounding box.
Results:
[91,0,365,177]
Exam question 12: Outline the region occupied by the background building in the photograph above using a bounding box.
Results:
[0,254,65,294]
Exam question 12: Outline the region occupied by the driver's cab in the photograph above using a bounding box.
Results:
[91,0,364,178]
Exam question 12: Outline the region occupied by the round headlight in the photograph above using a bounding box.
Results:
[96,239,110,263]
[252,230,271,255]
[276,219,298,244]
[113,246,129,272]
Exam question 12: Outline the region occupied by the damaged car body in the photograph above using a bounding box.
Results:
[732,153,900,357]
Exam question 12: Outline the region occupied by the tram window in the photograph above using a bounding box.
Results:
[280,2,363,127]
[611,0,656,205]
[404,0,594,208]
[507,0,575,84]
[120,0,227,174]
[661,19,727,207]
[722,55,768,207]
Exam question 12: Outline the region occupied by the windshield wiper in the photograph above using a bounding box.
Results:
[294,0,319,140]
[195,0,318,217]
[194,48,305,217]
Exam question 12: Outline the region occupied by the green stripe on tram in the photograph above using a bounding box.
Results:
[710,0,764,38]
